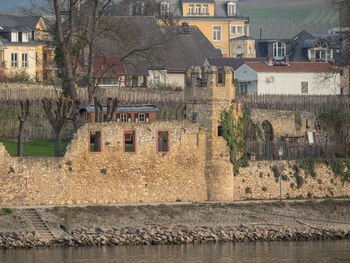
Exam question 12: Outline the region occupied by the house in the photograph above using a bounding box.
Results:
[79,56,127,87]
[79,104,159,123]
[112,0,253,58]
[0,14,54,82]
[235,60,341,95]
[95,20,221,89]
[255,30,341,63]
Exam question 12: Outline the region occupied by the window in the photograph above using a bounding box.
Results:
[98,77,118,85]
[120,113,128,122]
[160,1,170,15]
[138,113,146,122]
[157,131,169,152]
[240,82,248,94]
[273,41,286,59]
[11,53,18,68]
[235,46,244,58]
[11,32,18,42]
[22,32,29,42]
[188,4,194,15]
[153,73,160,84]
[248,46,252,58]
[301,82,308,94]
[83,112,89,122]
[22,53,28,68]
[217,126,223,136]
[237,26,243,35]
[230,26,236,34]
[196,4,201,15]
[124,130,136,152]
[89,131,102,153]
[43,53,47,65]
[213,26,221,41]
[227,2,236,16]
[35,52,39,66]
[203,4,208,15]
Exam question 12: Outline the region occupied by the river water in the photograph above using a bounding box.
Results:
[1,240,349,263]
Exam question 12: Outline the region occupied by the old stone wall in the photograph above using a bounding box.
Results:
[0,121,207,206]
[235,161,350,200]
[251,109,316,139]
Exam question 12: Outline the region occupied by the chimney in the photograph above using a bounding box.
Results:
[266,57,273,66]
[285,56,290,65]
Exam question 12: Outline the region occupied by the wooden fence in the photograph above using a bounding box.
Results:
[0,86,184,104]
[237,94,350,112]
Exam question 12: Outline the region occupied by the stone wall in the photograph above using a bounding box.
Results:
[251,109,316,139]
[0,121,207,206]
[235,160,350,200]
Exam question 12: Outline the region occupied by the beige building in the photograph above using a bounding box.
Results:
[0,14,54,82]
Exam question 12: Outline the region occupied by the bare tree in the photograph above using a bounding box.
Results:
[42,97,80,156]
[17,100,31,156]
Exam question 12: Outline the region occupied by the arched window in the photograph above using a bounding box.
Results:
[227,2,236,16]
[262,120,274,142]
[235,46,244,58]
[273,42,286,59]
[160,1,170,15]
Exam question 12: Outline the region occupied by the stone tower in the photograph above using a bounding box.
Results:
[185,66,240,201]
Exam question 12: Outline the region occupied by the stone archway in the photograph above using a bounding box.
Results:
[262,120,274,159]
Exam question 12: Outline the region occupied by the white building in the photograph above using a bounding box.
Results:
[235,61,342,95]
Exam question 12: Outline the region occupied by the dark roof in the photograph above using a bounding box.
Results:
[0,14,41,31]
[182,0,214,3]
[80,104,159,113]
[245,61,339,73]
[205,57,266,70]
[230,35,255,41]
[96,17,221,76]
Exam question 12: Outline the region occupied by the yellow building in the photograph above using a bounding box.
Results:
[125,0,255,58]
[0,14,55,82]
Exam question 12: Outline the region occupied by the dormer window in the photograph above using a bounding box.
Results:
[11,32,18,42]
[273,41,286,60]
[308,40,332,62]
[227,2,236,16]
[22,32,29,42]
[160,1,170,15]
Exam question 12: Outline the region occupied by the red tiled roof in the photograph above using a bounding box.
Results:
[245,61,339,73]
[81,56,126,77]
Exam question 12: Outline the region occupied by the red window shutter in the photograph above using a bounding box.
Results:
[145,113,149,118]
[116,113,120,119]
[127,113,131,120]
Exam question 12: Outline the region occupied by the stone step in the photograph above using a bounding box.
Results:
[22,209,55,241]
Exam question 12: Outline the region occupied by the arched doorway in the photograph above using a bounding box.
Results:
[262,120,274,159]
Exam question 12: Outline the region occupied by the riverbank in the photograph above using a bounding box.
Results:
[0,200,350,249]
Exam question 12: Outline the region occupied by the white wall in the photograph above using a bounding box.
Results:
[235,64,258,94]
[167,73,185,89]
[257,72,341,95]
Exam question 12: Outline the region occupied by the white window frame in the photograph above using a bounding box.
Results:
[120,113,128,122]
[301,82,308,94]
[153,73,160,84]
[273,41,286,59]
[11,32,18,42]
[213,26,221,42]
[227,2,236,16]
[22,32,29,42]
[22,53,28,68]
[11,53,18,68]
[235,46,244,58]
[139,113,146,122]
[160,1,170,15]
[188,4,194,15]
[203,4,208,15]
[237,26,244,35]
[230,26,236,35]
[195,4,201,15]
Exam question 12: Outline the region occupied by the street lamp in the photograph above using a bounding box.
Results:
[278,146,283,201]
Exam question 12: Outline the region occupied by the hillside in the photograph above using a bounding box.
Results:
[240,0,339,38]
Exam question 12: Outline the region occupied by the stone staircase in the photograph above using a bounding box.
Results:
[23,209,55,241]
